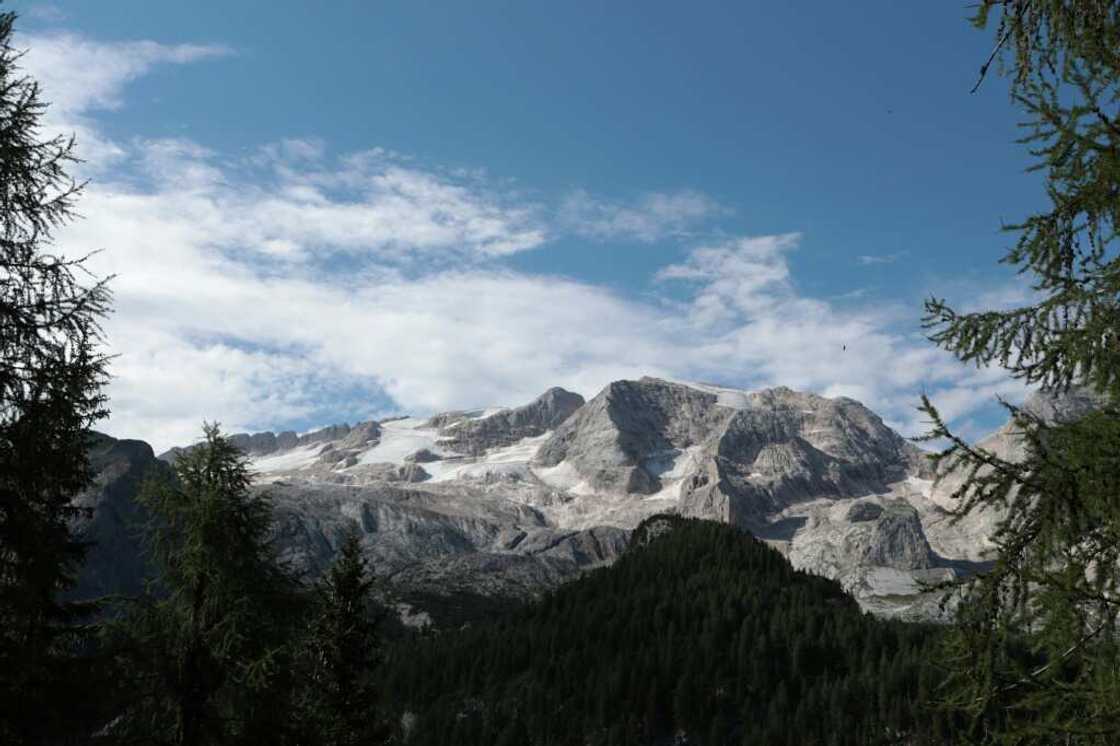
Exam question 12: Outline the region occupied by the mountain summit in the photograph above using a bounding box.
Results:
[83,378,998,623]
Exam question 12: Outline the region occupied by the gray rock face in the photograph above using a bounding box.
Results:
[536,379,726,494]
[70,433,169,600]
[82,378,1028,623]
[339,421,381,449]
[405,448,441,463]
[266,480,627,602]
[923,385,1108,563]
[1023,386,1105,424]
[159,421,381,463]
[846,502,883,522]
[276,431,299,450]
[688,387,929,524]
[536,378,926,525]
[297,423,354,447]
[859,502,933,571]
[436,387,585,455]
[339,462,430,483]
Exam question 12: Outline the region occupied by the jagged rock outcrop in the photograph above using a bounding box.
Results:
[159,421,381,463]
[70,433,169,600]
[435,387,584,455]
[336,462,430,483]
[266,479,626,602]
[858,501,933,570]
[405,448,441,463]
[84,378,1056,623]
[922,385,1107,563]
[536,378,927,525]
[536,378,726,494]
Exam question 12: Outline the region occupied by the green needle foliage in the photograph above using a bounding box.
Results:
[293,530,387,746]
[0,9,112,744]
[384,517,962,746]
[104,423,301,745]
[921,1,1120,742]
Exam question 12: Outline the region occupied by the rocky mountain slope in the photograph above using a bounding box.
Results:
[78,376,1068,623]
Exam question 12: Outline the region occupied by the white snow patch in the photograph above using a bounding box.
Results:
[641,446,701,480]
[904,476,934,497]
[532,460,597,496]
[427,433,550,483]
[675,380,754,409]
[639,446,704,502]
[382,417,429,431]
[251,445,321,474]
[356,419,447,465]
[646,479,683,503]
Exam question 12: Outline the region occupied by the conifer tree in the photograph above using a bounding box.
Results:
[921,1,1120,741]
[0,10,112,744]
[293,530,385,746]
[105,423,297,745]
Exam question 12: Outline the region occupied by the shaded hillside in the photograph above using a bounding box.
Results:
[69,433,168,601]
[383,516,963,745]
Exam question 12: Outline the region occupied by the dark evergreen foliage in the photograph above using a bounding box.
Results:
[0,10,113,744]
[382,517,964,745]
[292,530,388,746]
[101,424,303,745]
[921,2,1120,741]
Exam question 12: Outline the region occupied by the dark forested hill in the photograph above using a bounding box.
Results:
[382,516,962,745]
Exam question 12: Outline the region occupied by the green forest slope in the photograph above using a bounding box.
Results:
[383,516,964,746]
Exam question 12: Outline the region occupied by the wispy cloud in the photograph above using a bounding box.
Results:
[21,33,231,118]
[18,31,231,168]
[28,29,1019,450]
[858,251,907,265]
[559,189,724,243]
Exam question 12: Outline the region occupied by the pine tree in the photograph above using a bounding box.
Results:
[0,10,112,744]
[294,530,385,746]
[105,423,297,745]
[921,2,1120,741]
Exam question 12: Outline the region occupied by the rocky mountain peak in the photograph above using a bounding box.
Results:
[95,376,1002,622]
[535,377,926,520]
[1023,385,1106,424]
[434,386,585,456]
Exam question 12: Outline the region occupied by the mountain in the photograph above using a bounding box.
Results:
[69,433,168,601]
[382,516,962,745]
[76,376,1035,623]
[917,386,1108,564]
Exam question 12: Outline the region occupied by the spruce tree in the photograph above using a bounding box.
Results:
[293,530,385,746]
[921,1,1120,741]
[105,423,297,745]
[0,10,112,744]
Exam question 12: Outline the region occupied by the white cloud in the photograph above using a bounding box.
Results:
[68,166,1015,449]
[68,185,674,448]
[19,32,230,120]
[858,251,907,265]
[98,140,548,264]
[655,235,1026,436]
[25,29,1020,451]
[560,189,724,243]
[16,31,230,168]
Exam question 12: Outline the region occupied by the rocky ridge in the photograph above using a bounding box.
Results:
[77,377,1081,624]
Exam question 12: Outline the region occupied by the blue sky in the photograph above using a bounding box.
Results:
[12,1,1039,449]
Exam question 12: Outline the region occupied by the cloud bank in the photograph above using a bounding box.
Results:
[19,30,1021,451]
